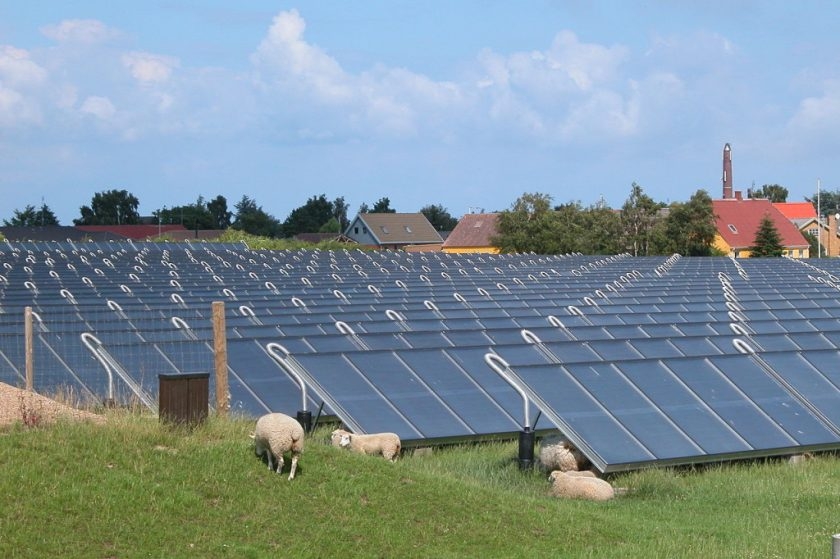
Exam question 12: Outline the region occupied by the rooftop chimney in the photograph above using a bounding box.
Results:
[723,143,733,199]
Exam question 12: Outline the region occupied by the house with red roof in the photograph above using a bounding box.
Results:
[774,201,840,257]
[442,213,500,254]
[713,197,809,258]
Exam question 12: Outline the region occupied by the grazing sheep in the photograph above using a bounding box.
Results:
[538,435,589,472]
[250,413,304,480]
[330,428,401,461]
[549,470,615,502]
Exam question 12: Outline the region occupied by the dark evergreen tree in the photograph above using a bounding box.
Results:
[749,214,784,257]
[4,203,59,226]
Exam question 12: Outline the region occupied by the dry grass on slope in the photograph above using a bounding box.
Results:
[0,382,105,428]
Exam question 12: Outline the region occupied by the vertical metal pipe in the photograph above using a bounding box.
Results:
[832,533,840,559]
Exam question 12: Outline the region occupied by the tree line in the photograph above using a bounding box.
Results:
[491,183,799,257]
[3,192,459,238]
[2,182,817,257]
[492,185,721,256]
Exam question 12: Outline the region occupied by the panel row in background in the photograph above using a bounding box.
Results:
[4,244,840,473]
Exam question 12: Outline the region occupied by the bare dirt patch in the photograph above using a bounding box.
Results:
[0,382,105,428]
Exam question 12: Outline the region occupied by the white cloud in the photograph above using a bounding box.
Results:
[478,31,627,101]
[0,46,47,87]
[80,96,116,120]
[473,31,634,142]
[0,85,43,126]
[122,52,179,83]
[40,19,119,44]
[0,46,46,126]
[545,30,627,91]
[789,80,840,132]
[252,9,350,102]
[251,10,464,139]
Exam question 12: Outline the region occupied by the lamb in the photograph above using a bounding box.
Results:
[330,428,401,461]
[538,435,589,472]
[548,470,615,502]
[250,412,304,480]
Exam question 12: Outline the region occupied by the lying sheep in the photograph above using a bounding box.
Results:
[250,413,304,480]
[548,470,615,502]
[330,428,401,461]
[538,435,589,472]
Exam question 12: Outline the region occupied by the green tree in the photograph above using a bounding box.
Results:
[655,189,717,256]
[806,188,840,219]
[332,196,351,231]
[750,184,788,203]
[163,196,215,231]
[749,214,784,257]
[493,192,559,254]
[577,204,623,254]
[281,194,334,237]
[4,203,59,226]
[319,217,341,233]
[420,204,458,231]
[551,201,587,253]
[621,183,661,256]
[207,195,232,229]
[804,231,821,258]
[74,189,140,225]
[231,196,281,238]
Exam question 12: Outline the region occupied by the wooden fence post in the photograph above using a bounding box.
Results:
[212,301,229,417]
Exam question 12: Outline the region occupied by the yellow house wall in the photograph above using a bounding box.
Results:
[713,234,809,259]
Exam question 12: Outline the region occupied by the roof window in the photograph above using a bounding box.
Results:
[728,224,738,233]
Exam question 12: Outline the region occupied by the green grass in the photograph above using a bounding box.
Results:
[1,413,839,558]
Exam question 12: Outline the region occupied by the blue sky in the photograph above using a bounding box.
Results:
[2,1,840,225]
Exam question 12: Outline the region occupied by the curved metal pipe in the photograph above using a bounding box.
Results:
[484,353,530,429]
[80,333,114,403]
[265,343,308,411]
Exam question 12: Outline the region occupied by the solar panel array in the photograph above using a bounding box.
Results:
[3,240,840,472]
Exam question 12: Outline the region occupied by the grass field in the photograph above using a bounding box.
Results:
[1,411,838,558]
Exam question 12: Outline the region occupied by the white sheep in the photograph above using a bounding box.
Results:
[330,428,401,461]
[250,413,304,480]
[538,435,589,472]
[548,470,615,502]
